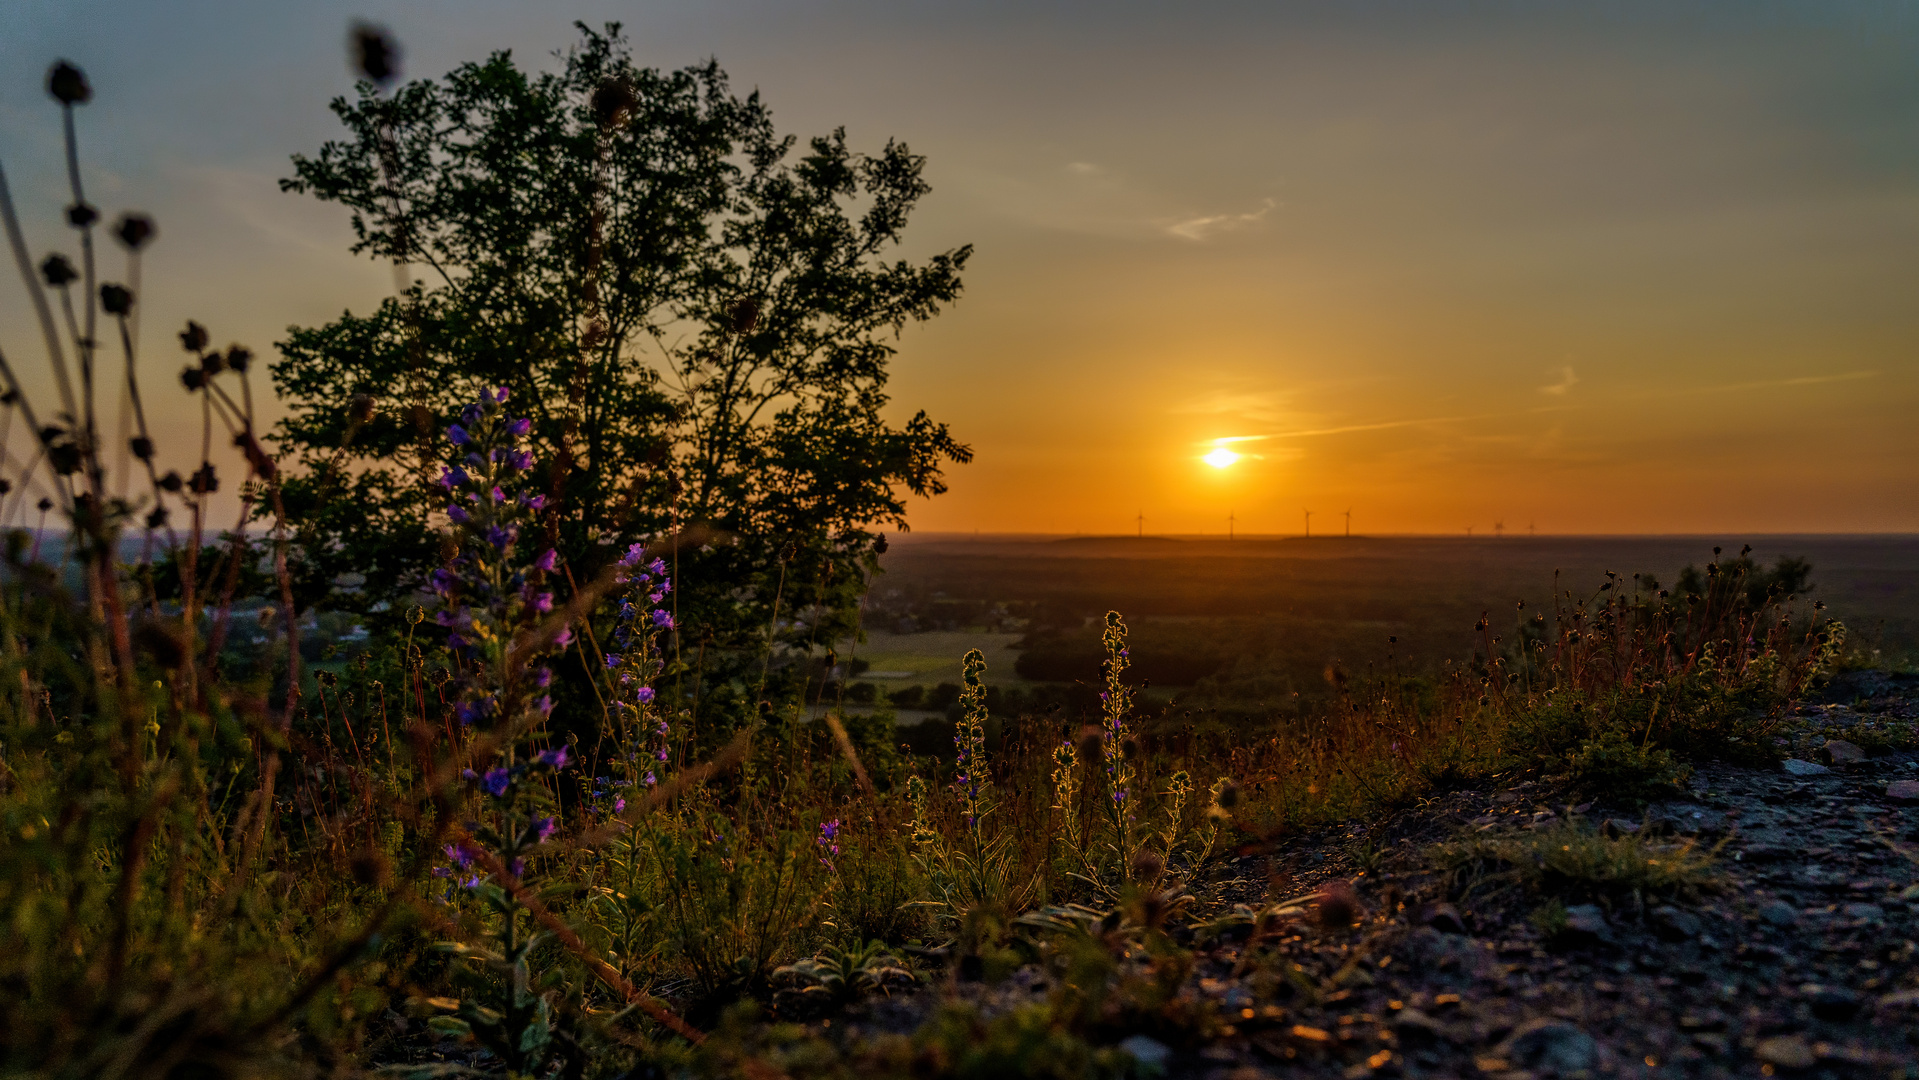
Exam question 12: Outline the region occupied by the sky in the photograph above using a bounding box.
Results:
[2,0,1916,536]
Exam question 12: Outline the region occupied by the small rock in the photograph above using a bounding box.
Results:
[1841,902,1884,923]
[1824,739,1867,765]
[1755,1034,1816,1071]
[1600,817,1641,838]
[1650,905,1703,942]
[1886,780,1919,803]
[1493,791,1520,805]
[1801,984,1862,1021]
[1781,759,1829,777]
[1560,903,1615,947]
[1759,901,1799,928]
[1496,1019,1598,1076]
[1390,1007,1445,1044]
[1118,1034,1171,1073]
[1414,901,1467,935]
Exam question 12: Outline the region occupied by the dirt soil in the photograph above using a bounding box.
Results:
[824,671,1919,1079]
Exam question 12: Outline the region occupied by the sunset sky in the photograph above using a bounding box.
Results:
[3,1,1916,535]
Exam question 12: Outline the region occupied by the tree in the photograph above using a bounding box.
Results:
[271,24,971,667]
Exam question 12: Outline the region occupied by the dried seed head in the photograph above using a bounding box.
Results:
[114,214,156,251]
[189,464,218,494]
[180,367,204,391]
[65,203,98,228]
[200,351,226,375]
[874,532,889,555]
[39,254,78,288]
[1216,780,1240,810]
[46,61,91,106]
[48,443,81,476]
[349,23,401,87]
[35,497,53,513]
[130,436,153,461]
[158,470,183,493]
[1130,849,1164,883]
[144,506,167,529]
[179,321,210,353]
[349,393,376,424]
[1077,727,1104,763]
[0,390,16,406]
[99,284,133,316]
[1120,734,1140,760]
[225,345,252,373]
[1315,879,1361,929]
[0,479,10,496]
[591,75,638,130]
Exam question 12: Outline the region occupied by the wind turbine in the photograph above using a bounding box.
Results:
[1494,520,1505,539]
[1136,510,1144,538]
[1304,509,1313,538]
[1228,510,1235,540]
[1343,508,1352,538]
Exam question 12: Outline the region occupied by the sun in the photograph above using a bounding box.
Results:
[1203,447,1240,469]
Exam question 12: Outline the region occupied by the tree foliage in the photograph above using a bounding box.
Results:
[272,24,971,656]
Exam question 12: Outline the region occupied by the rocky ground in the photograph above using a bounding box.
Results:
[820,671,1919,1079]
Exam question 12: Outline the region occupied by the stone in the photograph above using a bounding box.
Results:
[1759,901,1799,928]
[1650,905,1703,942]
[1801,984,1862,1021]
[1781,759,1828,777]
[1840,902,1884,923]
[1886,780,1919,803]
[1118,1034,1172,1073]
[1414,901,1467,935]
[1754,1034,1816,1071]
[1823,739,1867,764]
[1556,903,1617,948]
[1496,1019,1598,1076]
[1390,1007,1445,1044]
[1600,817,1641,838]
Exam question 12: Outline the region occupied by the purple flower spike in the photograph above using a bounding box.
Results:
[536,816,558,841]
[527,494,547,511]
[447,424,470,445]
[636,686,654,704]
[492,386,510,403]
[614,797,627,811]
[507,418,532,438]
[650,610,674,629]
[491,485,506,504]
[536,548,558,572]
[481,767,511,796]
[448,505,469,524]
[537,745,570,769]
[533,592,553,613]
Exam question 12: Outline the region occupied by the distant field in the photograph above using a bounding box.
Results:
[842,630,1025,686]
[855,534,1918,711]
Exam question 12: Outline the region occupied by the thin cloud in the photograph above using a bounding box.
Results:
[1539,365,1579,396]
[1165,197,1276,241]
[1680,370,1878,395]
[1233,405,1578,441]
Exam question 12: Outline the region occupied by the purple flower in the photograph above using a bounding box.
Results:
[507,418,532,438]
[536,548,558,572]
[554,627,574,648]
[526,494,547,511]
[535,694,554,716]
[448,505,469,524]
[537,746,570,769]
[637,686,655,704]
[447,424,470,445]
[491,386,510,403]
[614,797,627,811]
[438,466,469,489]
[460,874,482,889]
[491,485,506,504]
[510,858,525,878]
[605,653,623,669]
[505,449,534,470]
[537,816,558,841]
[648,558,667,577]
[650,610,674,629]
[485,525,513,551]
[533,667,552,688]
[642,772,657,786]
[533,592,553,613]
[481,767,511,796]
[444,843,476,868]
